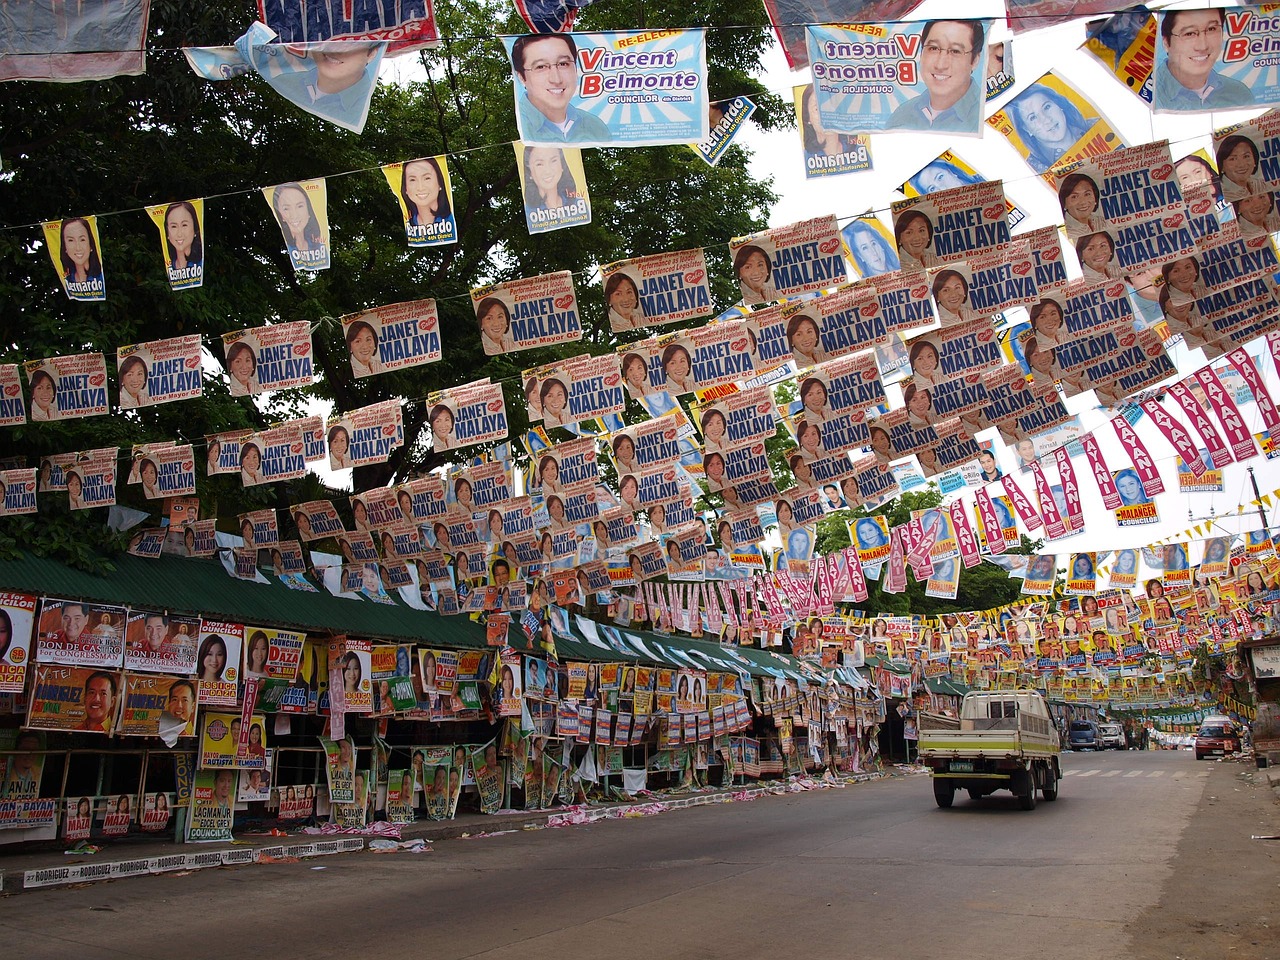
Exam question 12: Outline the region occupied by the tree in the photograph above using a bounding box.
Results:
[0,0,786,567]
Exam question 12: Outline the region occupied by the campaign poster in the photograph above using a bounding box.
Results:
[503,30,707,149]
[186,768,235,842]
[257,0,440,54]
[127,528,166,559]
[1153,9,1274,114]
[332,637,373,714]
[694,95,756,166]
[471,272,581,356]
[35,598,125,668]
[123,611,200,675]
[340,299,441,379]
[516,141,592,234]
[925,555,960,600]
[793,83,872,179]
[201,429,246,477]
[114,334,202,411]
[608,416,680,479]
[763,0,925,70]
[1065,552,1098,596]
[145,199,205,292]
[600,248,711,333]
[41,216,106,301]
[198,711,267,768]
[728,215,845,306]
[1188,225,1280,348]
[327,399,404,470]
[0,470,37,518]
[320,735,357,804]
[262,179,331,272]
[235,422,304,488]
[1,0,149,81]
[0,364,26,426]
[524,353,624,427]
[238,509,280,549]
[27,665,124,734]
[900,151,1026,229]
[987,70,1124,176]
[890,180,1009,271]
[117,674,199,740]
[694,386,777,454]
[221,320,314,398]
[1212,112,1280,203]
[238,753,273,803]
[0,593,37,694]
[195,619,243,707]
[140,444,196,500]
[906,318,1003,394]
[243,627,305,682]
[806,20,990,137]
[290,500,346,542]
[23,353,109,422]
[381,156,456,248]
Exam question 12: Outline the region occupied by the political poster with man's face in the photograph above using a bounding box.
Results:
[117,674,201,739]
[186,768,235,842]
[123,611,200,675]
[26,665,124,734]
[35,598,126,668]
[1153,10,1276,114]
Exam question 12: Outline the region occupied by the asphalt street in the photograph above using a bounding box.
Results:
[2,749,1275,960]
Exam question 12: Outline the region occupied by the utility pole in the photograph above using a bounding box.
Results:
[1248,466,1269,532]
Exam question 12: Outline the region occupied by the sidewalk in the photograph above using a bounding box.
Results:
[0,770,891,894]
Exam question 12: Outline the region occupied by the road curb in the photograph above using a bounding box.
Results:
[0,771,887,894]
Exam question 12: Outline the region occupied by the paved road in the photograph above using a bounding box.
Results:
[0,750,1253,960]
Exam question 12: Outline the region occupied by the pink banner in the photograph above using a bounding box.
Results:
[974,486,1006,556]
[1167,381,1231,469]
[814,556,835,617]
[1109,413,1165,496]
[1139,398,1206,479]
[1080,433,1120,510]
[1002,474,1043,532]
[1194,366,1258,463]
[1053,446,1084,533]
[843,546,869,602]
[1030,462,1066,540]
[950,499,981,569]
[1227,348,1280,436]
[885,527,907,594]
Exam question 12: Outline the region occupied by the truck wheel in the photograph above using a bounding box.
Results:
[933,779,955,808]
[1013,768,1036,810]
[1041,763,1059,801]
[967,788,985,801]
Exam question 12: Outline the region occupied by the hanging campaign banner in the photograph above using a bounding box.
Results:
[35,598,125,668]
[117,674,199,740]
[900,151,1027,231]
[262,178,331,271]
[138,445,196,500]
[327,399,404,469]
[0,470,37,518]
[203,429,248,477]
[0,365,25,426]
[0,0,150,82]
[26,665,124,734]
[221,320,314,397]
[600,248,711,333]
[123,611,200,675]
[1185,225,1280,348]
[763,0,926,70]
[425,381,507,452]
[806,20,990,137]
[145,199,205,292]
[610,415,681,475]
[694,386,777,452]
[187,24,386,134]
[503,30,708,148]
[524,353,624,426]
[238,509,280,548]
[779,284,884,365]
[694,96,756,166]
[988,70,1124,176]
[340,299,441,378]
[257,0,439,53]
[0,593,37,694]
[196,619,243,707]
[729,215,845,306]
[115,334,202,410]
[238,422,306,487]
[516,142,592,234]
[471,271,581,355]
[793,84,872,179]
[449,460,515,512]
[381,156,457,247]
[1153,9,1272,114]
[890,180,1010,270]
[1212,112,1280,203]
[41,217,106,302]
[290,500,345,542]
[23,353,109,422]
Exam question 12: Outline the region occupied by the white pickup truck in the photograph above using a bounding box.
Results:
[917,690,1062,810]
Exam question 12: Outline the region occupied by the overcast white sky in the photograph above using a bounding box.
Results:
[353,1,1280,572]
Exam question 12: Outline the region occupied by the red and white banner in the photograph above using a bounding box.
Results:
[1139,398,1205,479]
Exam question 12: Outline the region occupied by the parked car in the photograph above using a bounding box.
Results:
[1067,719,1099,750]
[1194,717,1240,760]
[1097,722,1125,750]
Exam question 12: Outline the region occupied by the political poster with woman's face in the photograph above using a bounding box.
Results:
[263,178,331,272]
[382,156,457,248]
[42,216,106,301]
[146,198,206,291]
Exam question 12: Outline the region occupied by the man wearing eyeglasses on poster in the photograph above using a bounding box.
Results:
[1156,9,1252,111]
[886,20,984,133]
[511,34,611,144]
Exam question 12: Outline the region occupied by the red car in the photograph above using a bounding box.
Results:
[1194,717,1240,760]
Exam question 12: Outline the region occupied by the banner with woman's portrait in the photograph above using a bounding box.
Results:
[381,157,457,247]
[23,353,109,423]
[424,381,508,453]
[42,216,106,301]
[600,249,711,333]
[0,470,36,518]
[524,353,624,426]
[516,142,591,234]
[115,334,202,410]
[145,199,205,291]
[262,178,331,272]
[340,299,442,379]
[471,272,582,356]
[988,70,1123,176]
[326,399,405,470]
[195,619,242,707]
[728,215,845,305]
[793,83,872,179]
[0,364,25,426]
[221,321,314,398]
[0,593,36,694]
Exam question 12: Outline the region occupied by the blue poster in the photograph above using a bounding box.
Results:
[1153,9,1275,113]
